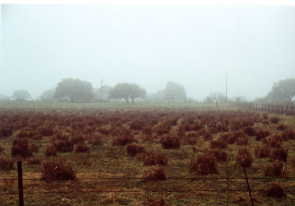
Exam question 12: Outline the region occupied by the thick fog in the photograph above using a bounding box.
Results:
[1,4,295,100]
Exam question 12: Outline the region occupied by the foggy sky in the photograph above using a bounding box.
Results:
[1,4,295,100]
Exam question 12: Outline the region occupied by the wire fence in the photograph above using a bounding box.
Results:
[237,103,295,115]
[1,162,295,206]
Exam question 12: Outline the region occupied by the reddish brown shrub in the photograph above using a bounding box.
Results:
[126,144,145,157]
[271,147,288,162]
[38,127,53,136]
[190,153,218,175]
[143,152,168,166]
[265,183,285,198]
[29,143,39,154]
[160,136,180,149]
[11,138,33,158]
[147,199,167,206]
[270,116,280,124]
[265,161,284,177]
[0,146,4,154]
[41,159,76,182]
[281,129,295,140]
[254,145,270,158]
[70,135,84,145]
[45,144,57,156]
[53,138,74,153]
[0,127,13,138]
[264,135,283,148]
[74,143,90,153]
[277,124,288,131]
[89,134,103,146]
[143,167,167,182]
[244,127,256,136]
[236,148,253,168]
[210,138,227,149]
[236,136,248,145]
[112,135,135,146]
[0,156,14,171]
[255,130,270,141]
[27,157,41,165]
[210,150,228,162]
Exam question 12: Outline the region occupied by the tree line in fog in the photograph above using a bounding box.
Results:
[0,78,295,104]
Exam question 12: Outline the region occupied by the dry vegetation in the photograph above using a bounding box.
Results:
[0,106,295,205]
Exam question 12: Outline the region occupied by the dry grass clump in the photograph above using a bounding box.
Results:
[126,144,145,157]
[11,138,33,158]
[160,136,181,149]
[143,167,167,182]
[74,143,90,153]
[147,198,167,206]
[190,153,218,175]
[0,156,14,171]
[264,161,285,177]
[112,135,135,146]
[236,148,253,168]
[41,159,76,182]
[143,152,168,166]
[265,183,285,198]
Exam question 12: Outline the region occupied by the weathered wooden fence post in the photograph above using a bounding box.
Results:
[243,167,254,206]
[17,161,24,206]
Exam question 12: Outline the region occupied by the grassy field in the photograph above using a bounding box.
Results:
[0,103,295,206]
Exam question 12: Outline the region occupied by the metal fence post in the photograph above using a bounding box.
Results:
[17,161,24,206]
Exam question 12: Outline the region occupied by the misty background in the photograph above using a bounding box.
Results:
[1,4,295,100]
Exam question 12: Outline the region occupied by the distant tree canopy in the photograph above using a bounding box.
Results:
[12,90,31,101]
[94,85,112,102]
[54,78,94,102]
[40,89,56,102]
[163,82,187,102]
[267,78,295,104]
[109,83,146,103]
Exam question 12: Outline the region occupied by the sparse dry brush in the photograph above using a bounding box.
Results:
[236,148,253,168]
[0,156,14,171]
[126,144,145,157]
[190,152,218,175]
[160,135,181,149]
[143,152,168,166]
[41,159,76,182]
[1,108,295,205]
[143,167,167,182]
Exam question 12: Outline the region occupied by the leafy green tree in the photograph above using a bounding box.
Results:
[54,78,94,102]
[109,83,146,103]
[12,90,32,101]
[267,79,295,103]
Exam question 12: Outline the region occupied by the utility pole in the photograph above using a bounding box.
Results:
[225,72,228,102]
